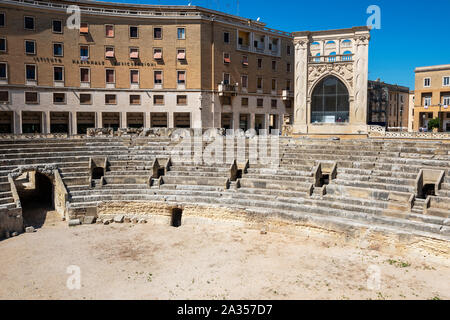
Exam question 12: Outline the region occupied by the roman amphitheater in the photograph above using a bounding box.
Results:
[0,129,449,300]
[0,0,448,300]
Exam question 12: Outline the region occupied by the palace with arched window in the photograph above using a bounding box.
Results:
[292,27,371,135]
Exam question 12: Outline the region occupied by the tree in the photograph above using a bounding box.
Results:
[428,117,440,131]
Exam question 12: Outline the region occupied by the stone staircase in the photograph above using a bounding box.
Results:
[0,135,449,240]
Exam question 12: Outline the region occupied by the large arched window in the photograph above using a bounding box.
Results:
[311,76,349,123]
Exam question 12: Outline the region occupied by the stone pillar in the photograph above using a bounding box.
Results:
[144,112,151,129]
[120,112,127,129]
[264,114,270,131]
[250,113,255,130]
[233,112,240,130]
[44,111,50,134]
[168,112,174,128]
[96,112,102,128]
[70,112,77,135]
[13,110,22,134]
[293,36,309,133]
[353,33,370,129]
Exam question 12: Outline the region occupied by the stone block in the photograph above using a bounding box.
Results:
[68,219,81,227]
[114,215,125,223]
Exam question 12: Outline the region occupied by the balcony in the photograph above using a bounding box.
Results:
[282,90,293,100]
[309,54,353,64]
[218,83,238,96]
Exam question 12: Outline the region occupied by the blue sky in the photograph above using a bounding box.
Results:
[96,0,450,89]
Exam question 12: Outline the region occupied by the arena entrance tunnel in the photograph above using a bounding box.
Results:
[171,208,183,228]
[15,171,54,228]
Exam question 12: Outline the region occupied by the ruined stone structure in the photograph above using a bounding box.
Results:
[0,131,449,241]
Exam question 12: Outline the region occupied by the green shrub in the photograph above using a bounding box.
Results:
[428,118,440,131]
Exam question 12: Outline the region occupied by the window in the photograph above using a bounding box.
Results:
[105,25,114,37]
[224,32,230,44]
[0,63,6,79]
[271,99,277,109]
[53,43,63,57]
[443,76,450,86]
[0,13,5,27]
[105,46,115,58]
[423,96,432,107]
[52,20,62,33]
[444,96,450,106]
[241,75,248,88]
[0,38,5,52]
[153,48,163,60]
[80,23,89,34]
[80,94,92,104]
[287,45,291,55]
[25,40,36,55]
[177,49,186,60]
[105,69,115,83]
[0,91,8,103]
[257,98,264,107]
[105,94,117,105]
[80,68,90,83]
[241,97,248,106]
[25,65,36,80]
[130,47,139,59]
[53,93,65,104]
[257,58,263,69]
[129,26,138,38]
[287,63,291,72]
[223,73,230,85]
[272,79,277,91]
[177,71,186,84]
[154,95,164,105]
[272,60,277,71]
[177,95,187,105]
[53,66,64,81]
[25,92,38,104]
[130,95,141,105]
[24,16,35,30]
[154,71,163,84]
[130,70,139,84]
[242,55,249,67]
[257,77,263,90]
[424,78,431,87]
[154,27,162,39]
[222,96,231,106]
[286,80,291,91]
[224,53,231,64]
[177,28,186,39]
[311,76,349,123]
[80,45,89,59]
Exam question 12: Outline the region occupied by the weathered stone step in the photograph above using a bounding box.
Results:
[238,178,312,194]
[333,178,415,193]
[162,175,227,187]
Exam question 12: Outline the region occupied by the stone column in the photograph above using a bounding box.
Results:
[168,112,174,128]
[293,36,309,133]
[144,112,151,129]
[353,33,370,129]
[250,113,255,130]
[120,112,127,129]
[96,112,102,128]
[13,110,22,134]
[44,111,50,134]
[70,112,77,135]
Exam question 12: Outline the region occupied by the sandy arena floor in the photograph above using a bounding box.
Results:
[0,210,449,300]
